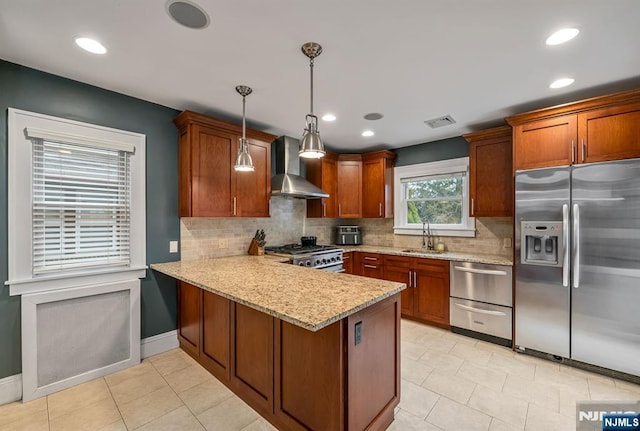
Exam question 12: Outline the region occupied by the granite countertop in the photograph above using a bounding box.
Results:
[339,245,513,266]
[151,255,405,332]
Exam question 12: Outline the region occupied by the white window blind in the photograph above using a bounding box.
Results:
[32,139,132,274]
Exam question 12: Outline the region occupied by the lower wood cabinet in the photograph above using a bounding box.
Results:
[382,255,450,328]
[355,252,383,279]
[342,251,354,274]
[176,281,400,431]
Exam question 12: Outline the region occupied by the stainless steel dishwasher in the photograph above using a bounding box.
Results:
[449,261,513,346]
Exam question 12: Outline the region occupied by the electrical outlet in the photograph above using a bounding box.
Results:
[354,321,363,345]
[385,233,394,241]
[218,238,229,249]
[169,240,179,253]
[503,238,512,248]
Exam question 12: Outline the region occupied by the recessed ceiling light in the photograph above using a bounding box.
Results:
[167,1,210,29]
[550,78,575,89]
[322,113,336,122]
[74,37,107,54]
[363,113,384,121]
[546,28,579,45]
[361,130,375,137]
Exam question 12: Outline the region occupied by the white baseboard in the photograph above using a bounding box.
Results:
[141,330,179,359]
[0,330,178,405]
[0,374,22,405]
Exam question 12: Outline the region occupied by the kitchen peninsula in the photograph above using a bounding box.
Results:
[151,255,405,431]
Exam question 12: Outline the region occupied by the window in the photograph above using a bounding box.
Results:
[32,139,131,274]
[7,108,146,295]
[394,157,475,237]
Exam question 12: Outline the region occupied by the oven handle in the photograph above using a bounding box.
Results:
[453,302,506,316]
[453,266,507,276]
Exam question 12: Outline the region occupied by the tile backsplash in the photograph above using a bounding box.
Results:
[180,198,513,260]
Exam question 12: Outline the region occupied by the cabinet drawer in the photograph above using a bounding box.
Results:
[358,252,381,264]
[450,298,512,341]
[383,255,411,269]
[413,257,448,273]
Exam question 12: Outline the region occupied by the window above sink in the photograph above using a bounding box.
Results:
[393,157,475,238]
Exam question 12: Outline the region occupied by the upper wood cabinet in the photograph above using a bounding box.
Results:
[464,126,513,217]
[337,155,362,218]
[306,152,338,218]
[174,110,275,217]
[507,89,640,170]
[362,151,396,218]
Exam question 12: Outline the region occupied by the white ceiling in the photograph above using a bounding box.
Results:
[1,0,639,151]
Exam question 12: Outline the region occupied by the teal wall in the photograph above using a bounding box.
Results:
[394,136,469,166]
[0,60,180,379]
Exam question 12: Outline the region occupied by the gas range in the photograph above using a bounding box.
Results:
[264,244,344,272]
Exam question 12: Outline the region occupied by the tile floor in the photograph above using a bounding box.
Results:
[2,319,640,430]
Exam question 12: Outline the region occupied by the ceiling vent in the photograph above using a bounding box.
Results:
[424,115,456,129]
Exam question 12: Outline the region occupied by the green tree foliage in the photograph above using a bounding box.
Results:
[406,177,462,224]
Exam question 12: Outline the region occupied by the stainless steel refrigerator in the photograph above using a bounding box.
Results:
[515,158,640,377]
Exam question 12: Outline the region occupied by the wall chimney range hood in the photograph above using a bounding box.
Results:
[271,136,329,199]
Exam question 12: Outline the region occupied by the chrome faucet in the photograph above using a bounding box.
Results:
[422,220,434,251]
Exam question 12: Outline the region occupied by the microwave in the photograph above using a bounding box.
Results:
[335,226,361,245]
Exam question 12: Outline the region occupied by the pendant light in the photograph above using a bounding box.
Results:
[234,85,255,172]
[299,42,325,159]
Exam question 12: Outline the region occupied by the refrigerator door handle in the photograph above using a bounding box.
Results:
[562,204,569,287]
[573,203,580,288]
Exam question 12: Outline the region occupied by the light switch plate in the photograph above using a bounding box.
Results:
[169,240,179,253]
[218,238,229,249]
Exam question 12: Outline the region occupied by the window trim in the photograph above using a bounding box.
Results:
[6,108,146,296]
[393,157,475,237]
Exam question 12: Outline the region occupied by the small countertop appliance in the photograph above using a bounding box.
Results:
[335,226,361,246]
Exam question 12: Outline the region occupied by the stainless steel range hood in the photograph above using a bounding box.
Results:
[271,136,329,199]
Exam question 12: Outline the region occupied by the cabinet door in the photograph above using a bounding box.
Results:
[384,265,413,316]
[578,102,640,164]
[236,138,271,217]
[201,290,230,381]
[306,155,338,218]
[178,281,201,357]
[513,115,577,170]
[469,135,513,217]
[362,152,395,218]
[337,160,362,218]
[342,251,354,274]
[190,125,235,217]
[412,259,450,327]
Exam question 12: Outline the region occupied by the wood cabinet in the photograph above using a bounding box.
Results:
[306,152,362,218]
[383,255,450,328]
[356,252,383,279]
[342,251,354,274]
[306,152,338,218]
[507,89,640,170]
[174,110,275,217]
[178,281,201,357]
[361,151,396,218]
[337,155,362,218]
[177,281,400,431]
[464,126,513,217]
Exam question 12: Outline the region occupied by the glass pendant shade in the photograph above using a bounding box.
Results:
[299,42,325,159]
[234,85,255,172]
[234,138,254,172]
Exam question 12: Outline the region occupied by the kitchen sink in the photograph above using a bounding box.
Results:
[401,249,444,255]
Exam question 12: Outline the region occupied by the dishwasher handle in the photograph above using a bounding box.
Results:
[453,302,506,316]
[453,266,508,276]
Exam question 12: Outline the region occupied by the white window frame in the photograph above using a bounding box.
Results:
[393,157,475,237]
[6,108,147,296]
